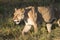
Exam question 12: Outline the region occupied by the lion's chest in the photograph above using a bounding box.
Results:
[25,18,34,25]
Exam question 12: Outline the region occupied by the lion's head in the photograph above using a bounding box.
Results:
[13,8,25,24]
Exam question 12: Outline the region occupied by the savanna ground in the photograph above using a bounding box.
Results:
[0,0,60,40]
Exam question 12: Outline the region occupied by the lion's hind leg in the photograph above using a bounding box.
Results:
[57,19,60,27]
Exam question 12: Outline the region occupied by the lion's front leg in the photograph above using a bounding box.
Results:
[33,22,38,34]
[22,24,32,36]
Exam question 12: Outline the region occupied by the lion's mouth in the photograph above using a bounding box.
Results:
[13,20,20,24]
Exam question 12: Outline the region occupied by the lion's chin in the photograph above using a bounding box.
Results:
[15,22,20,24]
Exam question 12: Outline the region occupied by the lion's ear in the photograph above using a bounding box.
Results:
[15,8,17,11]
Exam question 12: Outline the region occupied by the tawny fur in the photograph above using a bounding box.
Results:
[13,6,60,35]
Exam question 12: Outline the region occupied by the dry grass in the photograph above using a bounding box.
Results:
[0,16,60,40]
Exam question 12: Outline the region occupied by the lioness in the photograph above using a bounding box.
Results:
[13,6,38,35]
[13,6,60,35]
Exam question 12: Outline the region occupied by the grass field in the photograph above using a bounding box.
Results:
[0,2,60,40]
[0,17,60,40]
